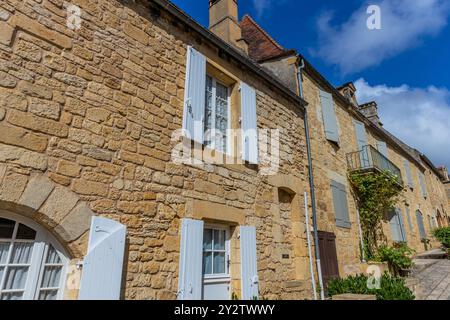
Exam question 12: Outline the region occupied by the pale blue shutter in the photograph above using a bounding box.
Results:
[397,208,407,242]
[183,46,206,144]
[404,160,414,189]
[389,209,402,242]
[419,171,428,198]
[331,181,351,229]
[377,141,388,158]
[79,217,126,300]
[241,82,258,164]
[320,90,339,143]
[405,206,414,232]
[353,120,368,150]
[416,210,427,240]
[178,218,204,300]
[240,226,259,300]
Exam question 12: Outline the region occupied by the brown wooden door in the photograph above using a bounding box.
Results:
[317,231,340,289]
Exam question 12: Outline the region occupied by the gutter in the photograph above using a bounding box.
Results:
[149,0,307,111]
[297,58,325,300]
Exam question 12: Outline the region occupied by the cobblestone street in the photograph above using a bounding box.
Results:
[411,259,450,300]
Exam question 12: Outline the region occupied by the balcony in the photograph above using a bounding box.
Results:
[346,145,403,186]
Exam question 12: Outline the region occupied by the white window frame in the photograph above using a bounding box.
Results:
[204,74,231,155]
[0,210,69,300]
[202,224,231,283]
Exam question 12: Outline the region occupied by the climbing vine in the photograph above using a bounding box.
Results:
[349,170,405,260]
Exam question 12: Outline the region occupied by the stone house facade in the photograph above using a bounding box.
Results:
[240,13,450,279]
[0,0,449,301]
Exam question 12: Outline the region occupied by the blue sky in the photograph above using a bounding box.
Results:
[170,0,450,170]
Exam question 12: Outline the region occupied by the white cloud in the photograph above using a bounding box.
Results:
[355,78,450,169]
[252,0,272,18]
[313,0,450,74]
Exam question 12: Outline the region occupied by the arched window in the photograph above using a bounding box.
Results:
[0,212,69,300]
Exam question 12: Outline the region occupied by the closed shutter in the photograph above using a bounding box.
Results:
[240,226,259,300]
[404,160,414,189]
[183,46,206,144]
[241,82,258,164]
[416,210,427,240]
[79,217,126,300]
[331,181,351,229]
[377,140,388,158]
[405,206,414,232]
[320,90,339,143]
[178,218,204,300]
[418,171,428,198]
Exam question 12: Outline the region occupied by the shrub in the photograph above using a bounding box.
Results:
[376,243,414,276]
[433,227,450,249]
[327,273,415,300]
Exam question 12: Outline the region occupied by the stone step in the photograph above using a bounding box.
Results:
[411,259,439,275]
[414,249,447,260]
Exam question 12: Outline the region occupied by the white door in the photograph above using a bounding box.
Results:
[201,226,230,300]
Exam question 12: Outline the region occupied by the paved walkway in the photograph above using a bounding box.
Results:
[409,259,450,300]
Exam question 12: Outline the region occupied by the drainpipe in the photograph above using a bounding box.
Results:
[297,59,325,300]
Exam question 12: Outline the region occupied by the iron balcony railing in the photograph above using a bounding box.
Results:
[346,145,403,185]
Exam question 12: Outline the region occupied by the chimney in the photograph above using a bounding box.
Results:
[437,166,449,181]
[209,0,248,54]
[337,82,358,106]
[358,101,383,127]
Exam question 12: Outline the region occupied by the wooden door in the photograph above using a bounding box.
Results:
[317,231,340,289]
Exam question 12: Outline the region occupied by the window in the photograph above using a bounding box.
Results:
[389,209,406,243]
[404,159,414,189]
[0,214,68,300]
[416,210,427,240]
[202,228,228,276]
[330,181,351,229]
[204,75,230,153]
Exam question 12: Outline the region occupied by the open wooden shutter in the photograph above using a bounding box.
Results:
[353,120,368,151]
[418,171,428,198]
[416,210,427,240]
[183,46,206,144]
[320,90,339,143]
[389,209,402,242]
[178,218,204,300]
[240,226,258,300]
[79,217,126,300]
[377,140,388,158]
[331,181,351,229]
[397,208,407,242]
[405,206,414,232]
[241,82,258,164]
[404,160,414,188]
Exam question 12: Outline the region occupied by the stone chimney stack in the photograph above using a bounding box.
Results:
[337,82,358,106]
[209,0,248,54]
[437,166,449,181]
[358,101,383,127]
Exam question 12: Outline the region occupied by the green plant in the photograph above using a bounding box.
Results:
[231,292,239,300]
[433,227,450,249]
[349,171,405,259]
[376,243,414,276]
[327,273,415,300]
[421,238,431,251]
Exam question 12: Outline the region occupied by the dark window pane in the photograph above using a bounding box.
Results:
[0,218,15,239]
[16,224,36,240]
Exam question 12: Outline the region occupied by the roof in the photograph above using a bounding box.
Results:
[148,0,307,109]
[240,15,293,62]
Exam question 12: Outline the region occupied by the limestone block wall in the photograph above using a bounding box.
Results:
[0,0,312,300]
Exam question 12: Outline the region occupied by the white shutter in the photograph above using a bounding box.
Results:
[183,46,206,144]
[241,82,258,164]
[79,217,126,300]
[240,226,259,300]
[178,218,204,300]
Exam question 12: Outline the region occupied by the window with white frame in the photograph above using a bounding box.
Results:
[0,214,68,300]
[202,227,229,277]
[204,75,230,154]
